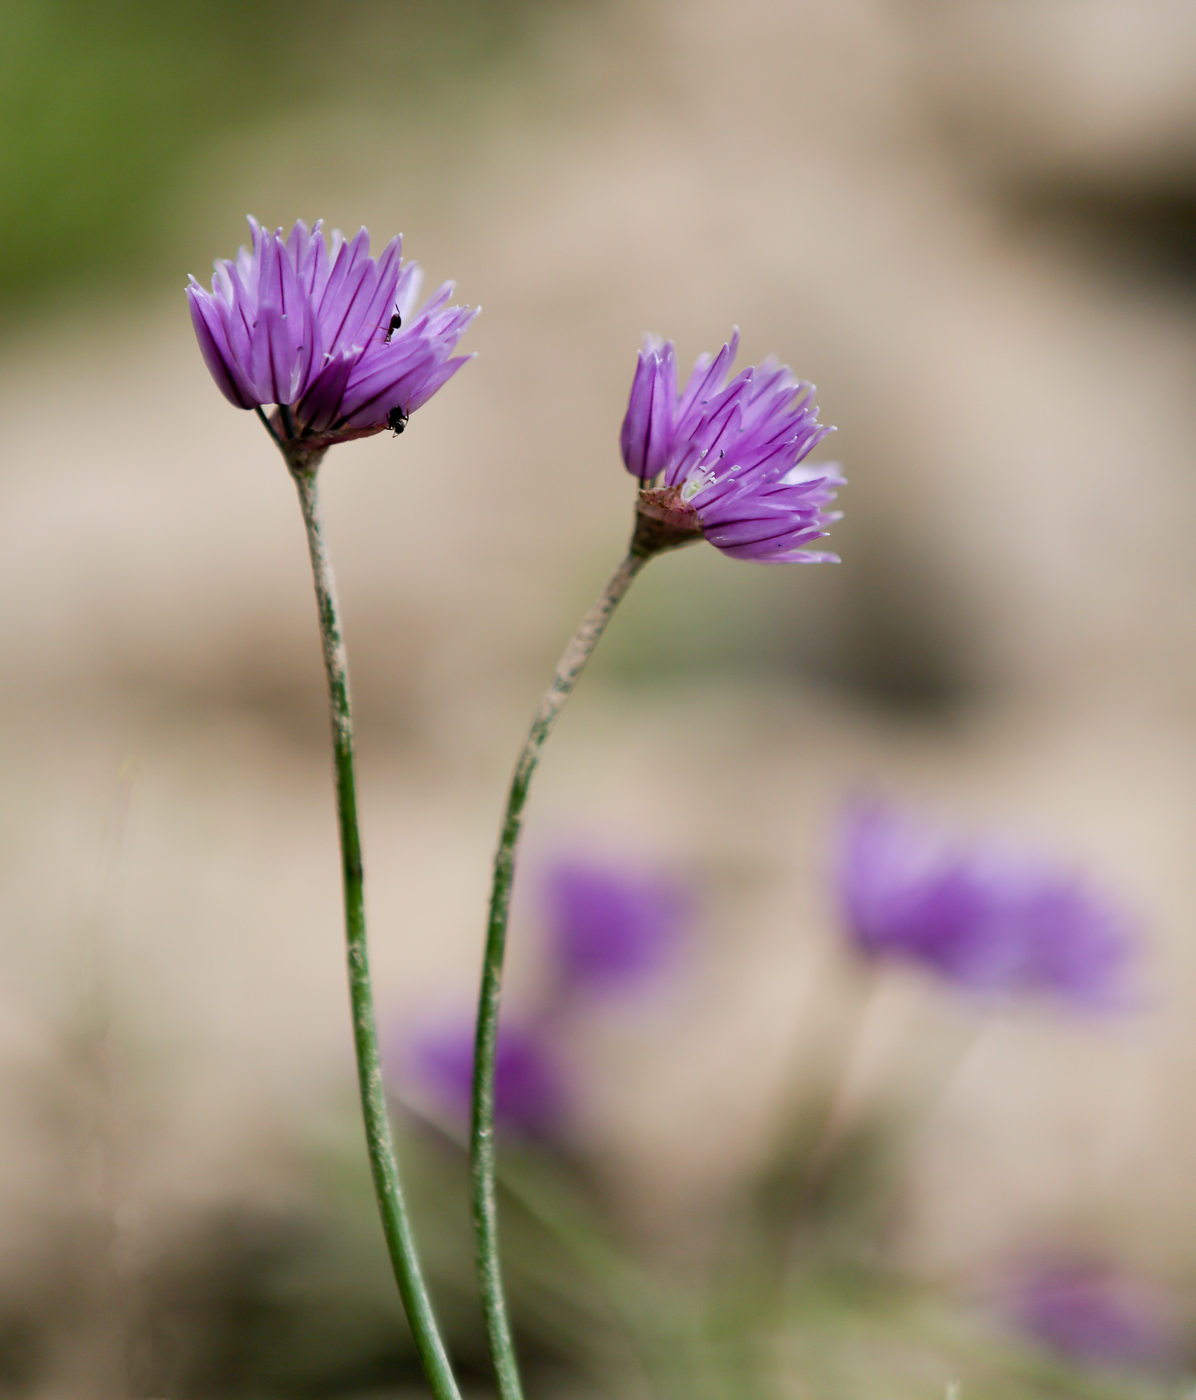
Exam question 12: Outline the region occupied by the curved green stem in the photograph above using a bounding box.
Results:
[471,548,648,1400]
[291,462,462,1400]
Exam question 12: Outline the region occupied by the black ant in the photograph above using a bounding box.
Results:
[388,405,409,435]
[384,312,402,342]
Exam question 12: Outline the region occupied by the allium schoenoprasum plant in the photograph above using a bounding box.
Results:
[755,802,1141,1279]
[187,217,476,1400]
[469,332,844,1400]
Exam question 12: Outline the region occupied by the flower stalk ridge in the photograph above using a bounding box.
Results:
[186,219,471,1400]
[470,332,842,1400]
[187,217,476,447]
[621,331,842,563]
[837,802,1137,1009]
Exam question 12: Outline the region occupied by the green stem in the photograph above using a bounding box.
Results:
[471,548,648,1400]
[290,462,462,1400]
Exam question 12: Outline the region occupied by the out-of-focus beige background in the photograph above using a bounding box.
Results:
[3,0,1196,1393]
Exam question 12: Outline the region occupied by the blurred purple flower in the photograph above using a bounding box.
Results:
[544,857,690,994]
[837,802,1137,1008]
[1010,1261,1179,1371]
[409,1021,564,1139]
[620,332,843,563]
[187,217,476,446]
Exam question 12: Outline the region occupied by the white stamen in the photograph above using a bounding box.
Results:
[681,471,711,503]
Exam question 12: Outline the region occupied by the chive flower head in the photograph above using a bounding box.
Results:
[187,217,476,446]
[621,331,843,562]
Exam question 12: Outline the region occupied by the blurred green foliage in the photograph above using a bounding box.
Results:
[0,1022,1185,1397]
[90,1105,1182,1400]
[0,0,561,319]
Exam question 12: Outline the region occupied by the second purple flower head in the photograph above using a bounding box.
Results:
[620,332,843,563]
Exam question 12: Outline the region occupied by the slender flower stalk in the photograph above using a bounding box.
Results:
[290,456,461,1400]
[187,219,474,1400]
[472,549,646,1400]
[470,331,843,1400]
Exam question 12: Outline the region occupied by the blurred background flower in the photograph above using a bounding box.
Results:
[1006,1258,1183,1373]
[405,1019,566,1139]
[397,851,694,1144]
[541,854,691,997]
[837,800,1138,1008]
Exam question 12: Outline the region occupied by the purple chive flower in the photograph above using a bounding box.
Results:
[544,857,690,994]
[837,802,1137,1008]
[1009,1261,1179,1371]
[620,332,843,563]
[409,1021,564,1138]
[187,217,476,445]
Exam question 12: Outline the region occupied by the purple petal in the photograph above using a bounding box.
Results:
[676,328,740,433]
[306,221,332,306]
[394,262,424,320]
[403,353,475,414]
[620,340,676,480]
[355,235,404,347]
[295,348,360,433]
[315,227,373,346]
[286,219,311,276]
[187,283,253,408]
[338,343,437,426]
